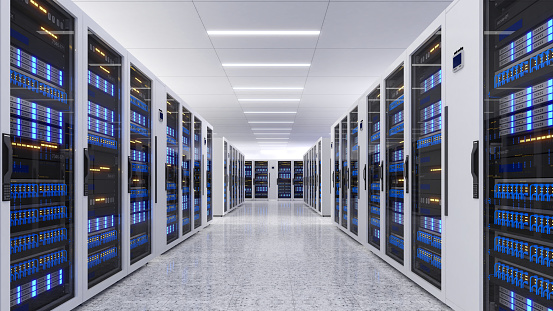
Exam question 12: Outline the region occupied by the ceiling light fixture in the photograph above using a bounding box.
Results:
[233,87,304,90]
[244,111,296,114]
[256,138,289,140]
[222,64,310,67]
[251,128,293,130]
[253,133,291,135]
[248,121,294,124]
[239,99,300,102]
[207,30,320,36]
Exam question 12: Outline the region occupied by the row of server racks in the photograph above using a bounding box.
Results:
[248,160,303,200]
[326,0,553,310]
[303,138,330,216]
[213,138,245,216]
[0,0,215,310]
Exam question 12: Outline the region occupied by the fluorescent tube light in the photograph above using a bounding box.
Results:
[223,64,310,67]
[207,30,320,36]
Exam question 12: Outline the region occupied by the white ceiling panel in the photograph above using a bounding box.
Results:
[195,2,328,30]
[223,67,310,77]
[75,2,212,49]
[210,37,319,49]
[217,48,315,63]
[177,95,239,108]
[128,49,225,78]
[160,77,234,95]
[303,77,378,95]
[310,48,403,77]
[298,95,360,108]
[317,2,450,48]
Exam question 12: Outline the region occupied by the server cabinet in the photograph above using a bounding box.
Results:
[411,31,443,288]
[294,161,303,199]
[193,117,202,228]
[385,64,406,265]
[86,32,123,288]
[254,161,268,199]
[206,128,212,222]
[484,1,553,310]
[350,108,359,235]
[277,161,292,199]
[182,107,191,235]
[333,124,341,224]
[224,142,229,209]
[165,95,179,243]
[245,161,252,199]
[341,117,348,229]
[7,0,76,308]
[368,87,382,250]
[129,66,152,264]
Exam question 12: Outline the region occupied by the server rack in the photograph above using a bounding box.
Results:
[224,142,228,210]
[206,128,212,222]
[245,161,252,199]
[411,31,442,288]
[182,107,191,235]
[277,161,292,199]
[165,95,179,244]
[484,1,553,310]
[213,138,244,216]
[129,66,152,264]
[350,108,359,235]
[254,161,268,199]
[318,142,322,212]
[293,161,303,199]
[304,140,331,216]
[368,87,382,250]
[7,0,76,308]
[341,117,348,229]
[333,124,341,224]
[385,64,406,265]
[86,32,123,288]
[193,117,202,228]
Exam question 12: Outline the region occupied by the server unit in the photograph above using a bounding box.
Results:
[206,128,212,222]
[182,107,192,236]
[193,117,202,228]
[129,65,152,265]
[213,138,245,216]
[293,161,303,199]
[484,1,553,310]
[304,139,331,216]
[368,86,382,250]
[165,95,179,244]
[277,161,292,199]
[7,0,76,308]
[254,161,268,200]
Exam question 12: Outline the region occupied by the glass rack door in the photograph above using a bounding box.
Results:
[86,32,122,287]
[207,128,212,222]
[182,107,192,235]
[245,161,252,199]
[385,65,405,265]
[193,117,202,229]
[254,161,268,199]
[341,117,348,229]
[368,87,382,249]
[350,108,359,235]
[129,66,152,263]
[484,1,553,309]
[294,161,303,199]
[411,31,442,287]
[166,95,179,243]
[334,125,340,224]
[8,0,75,307]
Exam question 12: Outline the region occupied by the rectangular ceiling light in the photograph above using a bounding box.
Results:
[253,133,290,135]
[239,99,300,102]
[248,121,294,124]
[233,87,304,90]
[223,64,310,67]
[207,30,320,36]
[256,138,289,140]
[244,111,296,114]
[251,128,293,131]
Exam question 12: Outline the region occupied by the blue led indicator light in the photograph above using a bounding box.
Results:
[17,286,21,304]
[46,274,51,290]
[59,70,63,86]
[548,19,552,42]
[46,64,51,81]
[31,56,37,74]
[526,32,532,53]
[17,49,21,67]
[510,291,514,310]
[31,280,37,297]
[510,42,514,61]
[548,79,552,101]
[59,269,63,285]
[96,75,99,88]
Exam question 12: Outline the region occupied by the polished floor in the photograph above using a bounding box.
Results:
[76,201,451,311]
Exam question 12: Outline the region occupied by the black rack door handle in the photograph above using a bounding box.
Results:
[3,134,13,201]
[380,161,384,192]
[83,148,90,196]
[128,156,132,193]
[363,164,367,190]
[471,141,479,199]
[404,155,409,194]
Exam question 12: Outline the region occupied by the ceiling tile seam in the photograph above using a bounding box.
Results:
[292,0,331,131]
[190,0,254,140]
